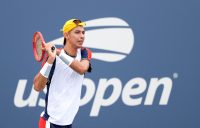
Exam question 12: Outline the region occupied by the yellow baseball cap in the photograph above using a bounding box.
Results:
[61,19,86,33]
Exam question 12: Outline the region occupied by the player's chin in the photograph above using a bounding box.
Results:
[76,44,83,49]
[77,42,83,48]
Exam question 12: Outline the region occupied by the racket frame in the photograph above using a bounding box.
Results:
[32,31,45,62]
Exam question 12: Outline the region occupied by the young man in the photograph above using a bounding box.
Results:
[33,19,92,128]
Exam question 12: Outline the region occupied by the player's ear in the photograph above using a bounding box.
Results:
[63,32,69,39]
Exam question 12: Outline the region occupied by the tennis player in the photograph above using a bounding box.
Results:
[33,19,92,128]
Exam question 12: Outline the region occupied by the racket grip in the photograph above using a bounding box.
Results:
[51,46,55,52]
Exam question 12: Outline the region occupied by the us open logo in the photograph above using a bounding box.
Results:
[50,17,134,62]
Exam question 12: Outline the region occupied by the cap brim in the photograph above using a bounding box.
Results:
[78,22,86,26]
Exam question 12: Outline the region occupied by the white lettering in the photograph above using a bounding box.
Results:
[144,77,173,105]
[14,79,39,107]
[38,88,47,107]
[122,77,147,106]
[90,78,122,116]
[80,78,96,106]
[14,77,173,116]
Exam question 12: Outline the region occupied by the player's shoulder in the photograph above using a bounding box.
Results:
[81,47,92,56]
[81,47,91,51]
[81,47,92,58]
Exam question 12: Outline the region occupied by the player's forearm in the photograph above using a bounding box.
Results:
[70,60,89,75]
[33,73,47,91]
[33,61,53,91]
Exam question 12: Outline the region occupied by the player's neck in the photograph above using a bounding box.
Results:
[64,44,77,57]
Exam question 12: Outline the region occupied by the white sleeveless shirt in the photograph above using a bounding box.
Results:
[41,49,84,125]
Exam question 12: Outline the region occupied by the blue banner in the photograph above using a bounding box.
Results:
[0,0,199,128]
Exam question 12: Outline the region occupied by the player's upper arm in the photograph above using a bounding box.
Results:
[70,58,91,75]
[70,48,92,74]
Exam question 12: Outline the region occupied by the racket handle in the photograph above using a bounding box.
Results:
[51,46,55,52]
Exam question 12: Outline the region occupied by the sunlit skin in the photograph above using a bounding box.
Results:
[65,26,85,50]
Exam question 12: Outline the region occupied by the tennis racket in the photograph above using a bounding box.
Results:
[32,31,55,62]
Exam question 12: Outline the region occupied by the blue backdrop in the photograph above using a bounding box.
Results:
[0,0,200,128]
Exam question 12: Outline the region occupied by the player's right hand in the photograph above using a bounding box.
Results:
[44,43,56,64]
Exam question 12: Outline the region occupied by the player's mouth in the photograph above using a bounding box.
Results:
[78,40,84,44]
